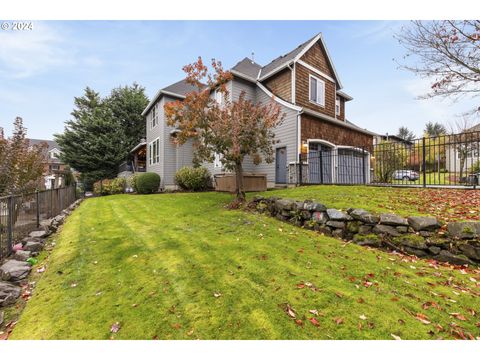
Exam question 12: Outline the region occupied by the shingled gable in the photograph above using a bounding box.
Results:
[258,33,343,89]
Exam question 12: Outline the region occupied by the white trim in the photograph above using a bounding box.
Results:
[291,62,296,104]
[297,60,336,84]
[161,90,186,99]
[307,138,336,149]
[302,107,376,136]
[337,90,353,101]
[308,74,325,107]
[149,137,160,165]
[258,61,294,82]
[293,33,343,89]
[256,82,302,111]
[335,97,341,117]
[230,69,257,83]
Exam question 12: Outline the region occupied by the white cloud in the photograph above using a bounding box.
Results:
[0,22,75,78]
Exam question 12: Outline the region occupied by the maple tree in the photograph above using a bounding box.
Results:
[0,117,47,195]
[164,57,285,201]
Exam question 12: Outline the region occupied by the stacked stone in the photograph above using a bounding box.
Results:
[250,196,480,265]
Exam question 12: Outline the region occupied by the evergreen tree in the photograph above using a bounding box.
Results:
[55,88,128,185]
[424,121,447,137]
[106,83,149,153]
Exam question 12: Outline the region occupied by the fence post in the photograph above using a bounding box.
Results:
[362,147,366,185]
[36,190,40,228]
[298,153,303,186]
[7,194,14,255]
[422,137,427,188]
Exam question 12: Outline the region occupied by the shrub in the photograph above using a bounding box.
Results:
[174,166,211,191]
[470,160,480,174]
[128,174,139,193]
[93,177,126,196]
[135,172,161,194]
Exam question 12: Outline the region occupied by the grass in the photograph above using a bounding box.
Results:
[9,192,480,340]
[255,185,480,220]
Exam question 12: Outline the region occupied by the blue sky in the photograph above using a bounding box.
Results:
[0,20,476,140]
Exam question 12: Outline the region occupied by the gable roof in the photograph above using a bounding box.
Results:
[27,138,59,152]
[231,57,262,81]
[142,79,206,116]
[258,33,343,89]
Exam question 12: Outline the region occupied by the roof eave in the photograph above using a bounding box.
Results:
[303,108,375,136]
[230,69,257,83]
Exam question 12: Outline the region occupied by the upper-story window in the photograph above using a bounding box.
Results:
[214,90,223,105]
[213,152,223,168]
[335,98,341,116]
[148,138,160,165]
[309,75,325,107]
[151,104,158,128]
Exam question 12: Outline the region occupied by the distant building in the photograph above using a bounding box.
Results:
[27,139,68,189]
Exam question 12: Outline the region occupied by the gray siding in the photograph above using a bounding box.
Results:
[251,86,299,183]
[146,97,164,182]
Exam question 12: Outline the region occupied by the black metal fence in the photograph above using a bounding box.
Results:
[0,185,77,260]
[296,147,370,185]
[372,130,480,188]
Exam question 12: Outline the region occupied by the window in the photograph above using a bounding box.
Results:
[336,98,341,116]
[214,153,223,168]
[151,104,158,128]
[214,90,222,105]
[149,139,160,165]
[309,75,325,107]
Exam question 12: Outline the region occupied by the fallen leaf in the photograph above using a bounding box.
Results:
[309,317,320,327]
[285,304,296,319]
[391,333,402,340]
[415,313,431,325]
[449,312,467,321]
[359,314,367,320]
[334,317,344,325]
[213,292,222,298]
[309,309,319,316]
[187,329,194,336]
[172,323,181,329]
[295,319,303,326]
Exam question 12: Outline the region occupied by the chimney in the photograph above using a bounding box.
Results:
[251,52,255,63]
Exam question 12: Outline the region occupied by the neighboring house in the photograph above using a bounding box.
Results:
[373,133,414,148]
[27,139,67,189]
[445,123,480,174]
[143,33,375,189]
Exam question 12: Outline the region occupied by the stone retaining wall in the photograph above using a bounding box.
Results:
[249,196,480,266]
[1,199,83,313]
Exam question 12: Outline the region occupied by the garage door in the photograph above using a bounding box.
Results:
[308,144,333,184]
[337,148,366,184]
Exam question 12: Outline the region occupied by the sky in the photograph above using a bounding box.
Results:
[0,20,476,140]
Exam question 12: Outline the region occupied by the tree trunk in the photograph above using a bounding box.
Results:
[235,161,246,202]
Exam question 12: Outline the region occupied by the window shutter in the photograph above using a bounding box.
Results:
[310,77,317,102]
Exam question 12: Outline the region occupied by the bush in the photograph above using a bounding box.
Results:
[174,166,211,191]
[135,172,161,194]
[93,177,126,196]
[470,160,480,174]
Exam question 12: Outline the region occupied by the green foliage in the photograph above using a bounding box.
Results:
[424,121,447,137]
[174,166,211,191]
[373,141,408,183]
[470,160,480,173]
[128,173,139,193]
[396,126,415,141]
[135,172,160,194]
[63,166,76,187]
[105,83,149,154]
[93,177,126,196]
[55,85,149,184]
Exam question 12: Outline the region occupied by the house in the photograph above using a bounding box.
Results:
[142,33,375,189]
[26,139,68,189]
[373,133,414,148]
[445,123,480,175]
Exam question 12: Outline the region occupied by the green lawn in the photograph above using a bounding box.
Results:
[9,192,480,340]
[255,185,480,221]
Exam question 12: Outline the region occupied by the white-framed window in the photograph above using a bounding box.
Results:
[151,104,158,128]
[309,75,325,107]
[335,98,341,116]
[214,89,222,105]
[214,152,223,168]
[149,138,160,165]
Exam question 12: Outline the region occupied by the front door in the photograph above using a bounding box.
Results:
[275,147,287,184]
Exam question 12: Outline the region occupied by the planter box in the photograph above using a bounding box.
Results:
[214,173,267,193]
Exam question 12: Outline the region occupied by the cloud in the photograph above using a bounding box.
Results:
[349,21,406,44]
[0,22,76,78]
